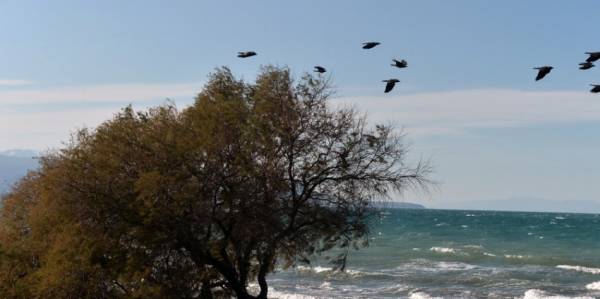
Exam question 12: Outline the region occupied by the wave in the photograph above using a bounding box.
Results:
[409,291,443,299]
[296,265,333,274]
[463,244,483,249]
[429,246,458,254]
[523,289,594,299]
[396,259,477,272]
[269,288,319,299]
[586,281,600,290]
[504,254,526,259]
[556,265,600,274]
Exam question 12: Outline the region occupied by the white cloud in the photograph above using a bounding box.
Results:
[332,89,600,136]
[0,81,204,150]
[0,80,33,86]
[0,107,121,150]
[3,87,600,151]
[0,82,201,104]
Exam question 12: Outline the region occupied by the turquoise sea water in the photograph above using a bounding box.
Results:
[267,209,600,298]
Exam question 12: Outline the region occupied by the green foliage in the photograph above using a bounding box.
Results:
[0,66,430,298]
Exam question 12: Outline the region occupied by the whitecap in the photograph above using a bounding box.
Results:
[295,265,333,274]
[313,266,333,273]
[556,265,600,274]
[586,281,600,290]
[463,244,483,249]
[269,288,319,299]
[505,254,526,259]
[483,252,497,257]
[409,291,443,299]
[402,260,476,272]
[430,246,458,254]
[522,289,593,299]
[318,281,332,290]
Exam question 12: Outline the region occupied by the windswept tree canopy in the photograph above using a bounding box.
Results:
[0,66,430,299]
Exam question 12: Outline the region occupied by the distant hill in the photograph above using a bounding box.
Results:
[439,198,600,214]
[0,150,39,194]
[372,201,426,209]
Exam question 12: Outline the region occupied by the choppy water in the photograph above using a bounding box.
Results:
[266,209,600,298]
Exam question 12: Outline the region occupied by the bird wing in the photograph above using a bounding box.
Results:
[586,53,599,62]
[384,81,395,93]
[535,68,550,81]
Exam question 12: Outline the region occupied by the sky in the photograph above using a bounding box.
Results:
[1,0,600,211]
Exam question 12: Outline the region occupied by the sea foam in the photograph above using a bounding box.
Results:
[429,247,458,254]
[586,281,600,290]
[409,291,443,299]
[523,289,593,299]
[556,265,600,274]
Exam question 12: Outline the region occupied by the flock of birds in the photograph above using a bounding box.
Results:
[535,51,600,93]
[238,44,600,94]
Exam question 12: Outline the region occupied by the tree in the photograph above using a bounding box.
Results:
[0,66,430,298]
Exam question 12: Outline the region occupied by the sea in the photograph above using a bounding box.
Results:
[264,209,600,299]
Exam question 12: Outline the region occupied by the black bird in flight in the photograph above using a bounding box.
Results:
[585,52,600,63]
[237,51,257,58]
[362,42,380,49]
[579,62,594,70]
[533,66,553,81]
[313,66,326,73]
[391,59,408,68]
[382,79,400,93]
[590,84,600,93]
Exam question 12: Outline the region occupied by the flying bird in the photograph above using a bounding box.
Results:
[585,52,600,63]
[382,79,400,93]
[579,62,595,70]
[391,59,408,68]
[313,66,326,73]
[362,42,380,49]
[237,51,257,58]
[590,84,600,93]
[533,66,553,81]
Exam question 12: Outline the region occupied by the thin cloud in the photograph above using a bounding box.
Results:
[4,88,600,150]
[0,80,33,86]
[0,82,202,104]
[332,89,600,136]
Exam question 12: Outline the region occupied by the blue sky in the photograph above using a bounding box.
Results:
[1,1,600,211]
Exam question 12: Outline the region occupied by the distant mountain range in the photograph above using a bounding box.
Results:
[0,150,39,194]
[435,198,600,214]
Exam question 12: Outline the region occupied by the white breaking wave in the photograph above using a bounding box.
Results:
[463,244,483,249]
[586,281,600,290]
[409,291,443,299]
[398,260,477,272]
[313,266,333,273]
[483,252,497,257]
[556,265,600,275]
[504,254,526,259]
[523,289,594,299]
[296,266,333,274]
[269,288,319,299]
[430,247,458,254]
